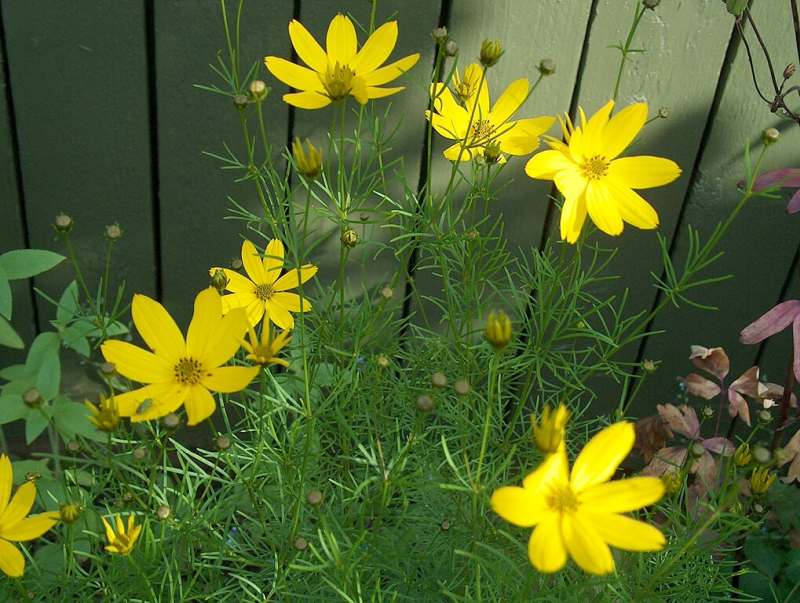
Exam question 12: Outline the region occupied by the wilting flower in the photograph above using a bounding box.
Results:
[264,14,420,109]
[85,394,120,432]
[426,63,554,162]
[210,239,317,330]
[101,288,258,425]
[643,404,734,487]
[525,100,681,243]
[102,514,142,555]
[0,455,60,577]
[750,168,800,214]
[750,467,776,495]
[741,300,800,381]
[243,316,291,368]
[531,404,569,454]
[491,422,665,575]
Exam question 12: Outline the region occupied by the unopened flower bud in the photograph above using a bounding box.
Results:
[59,503,81,524]
[483,141,502,164]
[751,445,771,465]
[440,518,451,531]
[306,489,323,506]
[233,94,249,110]
[359,212,369,222]
[485,309,512,350]
[444,40,458,57]
[464,229,479,240]
[99,362,116,377]
[291,137,322,179]
[376,354,390,369]
[537,58,556,76]
[454,378,471,396]
[642,359,658,373]
[54,213,74,233]
[380,286,394,300]
[531,404,569,454]
[230,258,243,270]
[702,406,714,418]
[294,536,308,550]
[431,27,448,43]
[248,79,268,101]
[784,63,796,79]
[214,435,231,451]
[122,491,134,503]
[774,447,790,466]
[105,223,123,241]
[162,413,180,430]
[341,228,359,248]
[734,443,752,466]
[657,106,670,119]
[762,127,779,145]
[479,39,503,67]
[758,409,772,424]
[23,388,42,408]
[642,0,660,9]
[132,447,147,461]
[210,268,229,293]
[416,394,434,413]
[156,504,171,520]
[750,466,776,495]
[431,372,448,388]
[689,441,706,458]
[66,440,81,454]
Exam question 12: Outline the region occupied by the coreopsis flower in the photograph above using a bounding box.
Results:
[264,14,420,109]
[485,309,513,349]
[531,404,569,454]
[491,422,665,575]
[85,394,120,432]
[101,288,258,426]
[0,455,60,577]
[102,514,142,555]
[426,63,554,162]
[210,239,318,330]
[525,100,681,243]
[243,316,291,368]
[741,300,800,381]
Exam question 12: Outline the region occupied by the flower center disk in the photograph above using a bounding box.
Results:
[173,357,203,385]
[582,155,609,180]
[546,485,579,514]
[254,283,275,301]
[321,62,355,100]
[471,119,494,142]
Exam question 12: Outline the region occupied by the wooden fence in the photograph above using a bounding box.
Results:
[0,0,798,408]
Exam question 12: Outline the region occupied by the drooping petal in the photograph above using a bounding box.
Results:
[365,85,405,99]
[264,56,323,91]
[685,373,722,400]
[101,340,173,384]
[740,300,800,344]
[271,292,311,313]
[265,300,295,331]
[571,422,635,492]
[351,21,397,74]
[602,177,659,229]
[131,294,185,362]
[184,385,217,426]
[273,264,318,291]
[528,514,567,573]
[562,512,615,575]
[585,180,623,236]
[288,19,328,72]
[262,239,285,286]
[0,482,35,527]
[579,476,665,513]
[602,102,648,159]
[0,456,12,515]
[607,156,681,189]
[559,193,588,244]
[326,14,358,65]
[580,511,665,551]
[202,366,259,394]
[283,91,332,109]
[525,149,575,180]
[489,78,529,126]
[362,54,420,87]
[208,268,256,294]
[241,240,265,284]
[730,366,760,397]
[0,539,24,577]
[1,513,59,542]
[490,486,547,527]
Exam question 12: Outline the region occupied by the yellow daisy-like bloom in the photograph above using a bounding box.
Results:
[0,455,60,577]
[525,100,681,243]
[100,288,258,426]
[102,514,142,556]
[491,422,665,575]
[85,394,120,432]
[210,239,318,330]
[243,316,291,368]
[531,404,569,455]
[426,63,555,162]
[264,14,420,109]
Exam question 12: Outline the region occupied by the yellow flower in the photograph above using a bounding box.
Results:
[531,404,569,454]
[84,394,120,432]
[491,422,665,575]
[750,466,776,495]
[0,455,59,577]
[210,239,318,330]
[485,309,513,349]
[292,137,322,179]
[525,100,681,243]
[243,316,291,368]
[102,514,142,556]
[264,14,420,109]
[426,63,554,162]
[100,288,258,426]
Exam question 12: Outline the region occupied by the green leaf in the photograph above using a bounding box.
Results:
[0,364,27,381]
[25,332,60,375]
[0,314,23,349]
[52,399,104,442]
[56,281,79,323]
[725,0,748,16]
[744,534,783,579]
[0,249,64,280]
[785,549,800,584]
[10,459,53,484]
[0,395,27,424]
[0,266,11,319]
[35,350,60,401]
[25,410,50,444]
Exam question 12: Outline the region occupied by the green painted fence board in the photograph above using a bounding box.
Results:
[1,1,157,327]
[155,0,292,325]
[638,0,800,413]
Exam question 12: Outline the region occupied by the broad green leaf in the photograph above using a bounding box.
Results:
[10,459,54,484]
[0,265,11,319]
[0,364,27,381]
[0,249,64,280]
[25,332,60,375]
[0,394,27,424]
[785,549,800,584]
[52,399,104,442]
[0,314,23,349]
[56,281,79,323]
[744,535,783,579]
[35,350,60,400]
[25,410,50,444]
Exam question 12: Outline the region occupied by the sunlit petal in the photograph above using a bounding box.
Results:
[351,21,397,74]
[528,514,567,573]
[571,422,635,492]
[326,13,358,65]
[101,340,173,384]
[264,56,323,91]
[608,156,681,189]
[288,19,328,72]
[131,294,185,363]
[579,477,665,513]
[581,511,666,551]
[562,512,615,575]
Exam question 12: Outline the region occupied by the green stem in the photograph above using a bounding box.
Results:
[612,3,646,103]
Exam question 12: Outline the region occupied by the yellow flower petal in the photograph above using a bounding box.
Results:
[602,102,647,159]
[351,21,397,74]
[489,78,528,126]
[607,155,681,189]
[528,514,567,573]
[603,178,660,230]
[101,340,173,384]
[442,142,478,162]
[490,486,547,527]
[0,482,35,527]
[522,445,569,491]
[243,297,267,327]
[202,366,259,394]
[562,512,615,575]
[326,13,357,65]
[525,149,575,180]
[1,513,58,542]
[0,456,12,516]
[113,382,179,417]
[0,539,24,577]
[580,100,614,157]
[197,307,250,369]
[430,83,464,117]
[131,294,185,363]
[263,239,286,286]
[264,56,323,92]
[271,292,311,313]
[185,288,225,361]
[362,54,420,87]
[571,422,635,492]
[495,121,539,156]
[581,511,665,552]
[288,19,328,72]
[463,64,490,118]
[560,194,588,244]
[283,91,331,109]
[273,264,317,292]
[131,386,186,422]
[208,267,256,294]
[427,110,468,140]
[265,301,295,331]
[101,516,115,544]
[241,240,265,284]
[585,180,623,236]
[579,476,665,513]
[184,385,216,426]
[365,85,404,100]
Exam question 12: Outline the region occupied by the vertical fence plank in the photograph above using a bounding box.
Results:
[1,1,156,327]
[155,0,293,325]
[637,1,800,411]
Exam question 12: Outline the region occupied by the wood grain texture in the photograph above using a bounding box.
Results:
[637,0,800,413]
[1,1,156,325]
